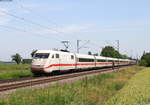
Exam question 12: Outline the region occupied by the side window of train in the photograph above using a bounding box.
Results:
[56,54,59,58]
[71,55,74,59]
[52,55,54,58]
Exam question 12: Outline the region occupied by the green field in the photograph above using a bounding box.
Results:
[0,63,32,80]
[105,67,150,105]
[0,66,145,105]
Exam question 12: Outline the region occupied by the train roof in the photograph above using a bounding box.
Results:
[35,50,74,55]
[95,56,107,59]
[76,53,95,58]
[35,50,131,61]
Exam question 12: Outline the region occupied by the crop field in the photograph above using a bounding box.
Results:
[105,67,150,105]
[0,66,145,105]
[0,63,32,80]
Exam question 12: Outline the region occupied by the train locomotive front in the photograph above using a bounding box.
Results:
[31,50,76,74]
[31,50,53,74]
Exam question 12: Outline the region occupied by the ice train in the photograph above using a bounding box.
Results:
[31,50,136,74]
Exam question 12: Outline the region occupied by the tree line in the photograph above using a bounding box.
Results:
[139,52,150,67]
[100,46,129,59]
[88,46,129,59]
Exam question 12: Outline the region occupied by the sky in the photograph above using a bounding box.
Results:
[0,0,150,61]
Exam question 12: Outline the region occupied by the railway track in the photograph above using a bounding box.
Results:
[0,66,132,92]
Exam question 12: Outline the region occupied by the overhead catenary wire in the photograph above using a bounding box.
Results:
[14,1,59,28]
[6,1,79,40]
[0,24,27,33]
[0,10,64,34]
[0,2,87,52]
[0,24,61,41]
[87,41,104,54]
[104,40,132,57]
[0,24,77,52]
[15,1,80,40]
[0,8,79,48]
[0,9,75,43]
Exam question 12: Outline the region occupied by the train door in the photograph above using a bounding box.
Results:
[55,53,60,71]
[93,56,96,67]
[51,53,60,71]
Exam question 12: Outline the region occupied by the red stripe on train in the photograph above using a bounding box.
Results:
[31,62,129,70]
[31,62,114,70]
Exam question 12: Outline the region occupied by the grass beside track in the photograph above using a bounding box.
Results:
[0,63,32,80]
[0,66,145,105]
[105,67,150,105]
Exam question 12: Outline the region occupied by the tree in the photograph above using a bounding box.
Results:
[139,53,150,67]
[121,54,129,59]
[31,50,37,57]
[100,46,122,58]
[11,53,22,64]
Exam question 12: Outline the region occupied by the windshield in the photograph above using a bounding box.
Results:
[34,53,50,59]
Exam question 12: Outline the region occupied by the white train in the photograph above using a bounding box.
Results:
[31,50,135,74]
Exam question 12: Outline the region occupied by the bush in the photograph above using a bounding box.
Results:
[22,59,32,64]
[139,53,150,67]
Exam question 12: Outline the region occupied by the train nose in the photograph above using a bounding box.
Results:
[31,59,48,70]
[32,59,46,66]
